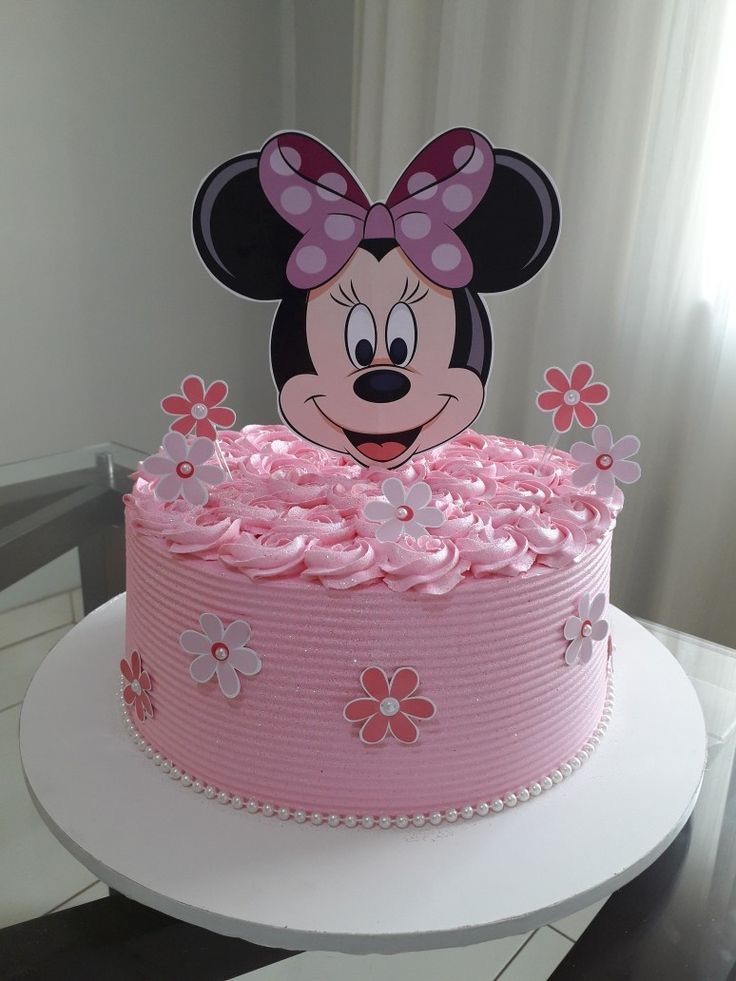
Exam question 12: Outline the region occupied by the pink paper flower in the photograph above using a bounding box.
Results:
[536,362,609,433]
[161,375,236,440]
[363,478,445,542]
[564,593,609,665]
[121,650,153,722]
[570,425,641,498]
[141,432,225,506]
[343,666,436,744]
[179,613,262,699]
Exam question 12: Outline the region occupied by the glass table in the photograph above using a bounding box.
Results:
[0,443,143,612]
[551,620,736,981]
[1,445,735,978]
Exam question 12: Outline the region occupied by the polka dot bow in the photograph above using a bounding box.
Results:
[258,128,494,289]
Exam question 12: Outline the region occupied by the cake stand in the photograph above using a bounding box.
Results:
[20,596,706,955]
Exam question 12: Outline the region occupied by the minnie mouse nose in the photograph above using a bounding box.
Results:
[353,370,411,403]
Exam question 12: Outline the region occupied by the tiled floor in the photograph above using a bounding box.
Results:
[0,590,606,979]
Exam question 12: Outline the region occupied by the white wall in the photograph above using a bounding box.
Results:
[0,0,296,465]
[0,0,355,610]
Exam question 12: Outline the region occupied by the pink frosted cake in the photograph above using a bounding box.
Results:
[122,424,618,829]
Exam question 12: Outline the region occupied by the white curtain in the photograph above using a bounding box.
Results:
[350,0,736,647]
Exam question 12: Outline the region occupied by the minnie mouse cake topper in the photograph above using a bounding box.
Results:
[193,127,560,468]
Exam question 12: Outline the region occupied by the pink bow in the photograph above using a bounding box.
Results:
[258,128,494,290]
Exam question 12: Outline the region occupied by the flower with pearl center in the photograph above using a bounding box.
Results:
[569,425,641,499]
[363,478,445,543]
[343,666,437,744]
[179,613,262,698]
[212,643,230,661]
[536,362,609,433]
[141,431,225,506]
[161,375,236,440]
[121,650,153,722]
[564,593,609,665]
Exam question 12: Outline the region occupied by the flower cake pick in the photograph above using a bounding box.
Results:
[535,360,641,497]
[140,431,225,506]
[536,361,609,466]
[161,374,236,478]
[570,425,641,498]
[363,478,445,542]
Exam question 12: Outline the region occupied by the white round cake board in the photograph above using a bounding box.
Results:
[20,595,706,955]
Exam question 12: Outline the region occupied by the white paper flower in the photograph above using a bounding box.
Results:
[363,478,445,543]
[179,613,262,698]
[564,593,609,665]
[570,425,641,499]
[141,431,224,506]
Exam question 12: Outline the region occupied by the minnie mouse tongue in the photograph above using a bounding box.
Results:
[344,425,421,463]
[359,440,406,463]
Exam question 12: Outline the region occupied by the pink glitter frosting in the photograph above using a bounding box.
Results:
[126,425,622,594]
[124,426,619,823]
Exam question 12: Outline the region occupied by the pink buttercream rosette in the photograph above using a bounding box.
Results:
[343,666,437,744]
[128,426,625,591]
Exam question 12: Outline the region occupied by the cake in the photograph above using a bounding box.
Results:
[122,424,619,828]
[120,125,636,828]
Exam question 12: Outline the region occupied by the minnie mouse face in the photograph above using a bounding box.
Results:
[281,246,484,467]
[193,128,560,466]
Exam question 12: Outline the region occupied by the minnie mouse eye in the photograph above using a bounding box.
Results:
[386,302,417,367]
[345,303,377,368]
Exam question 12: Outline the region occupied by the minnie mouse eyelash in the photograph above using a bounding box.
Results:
[401,279,429,305]
[407,288,429,305]
[330,294,353,308]
[330,282,361,308]
[330,283,354,308]
[339,283,355,305]
[331,280,429,309]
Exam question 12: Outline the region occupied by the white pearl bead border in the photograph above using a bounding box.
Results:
[120,666,614,829]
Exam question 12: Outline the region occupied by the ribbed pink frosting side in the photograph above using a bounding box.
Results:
[125,520,611,818]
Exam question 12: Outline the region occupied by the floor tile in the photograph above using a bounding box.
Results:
[497,927,572,980]
[0,626,72,712]
[550,897,608,941]
[51,880,109,911]
[0,706,97,928]
[71,588,84,623]
[232,932,531,980]
[550,897,608,940]
[0,593,73,651]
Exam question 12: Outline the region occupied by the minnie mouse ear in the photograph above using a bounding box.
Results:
[458,149,560,294]
[193,152,301,301]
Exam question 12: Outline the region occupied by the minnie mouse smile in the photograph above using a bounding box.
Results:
[193,128,560,467]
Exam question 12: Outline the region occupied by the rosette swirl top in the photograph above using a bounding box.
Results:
[127,425,622,595]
